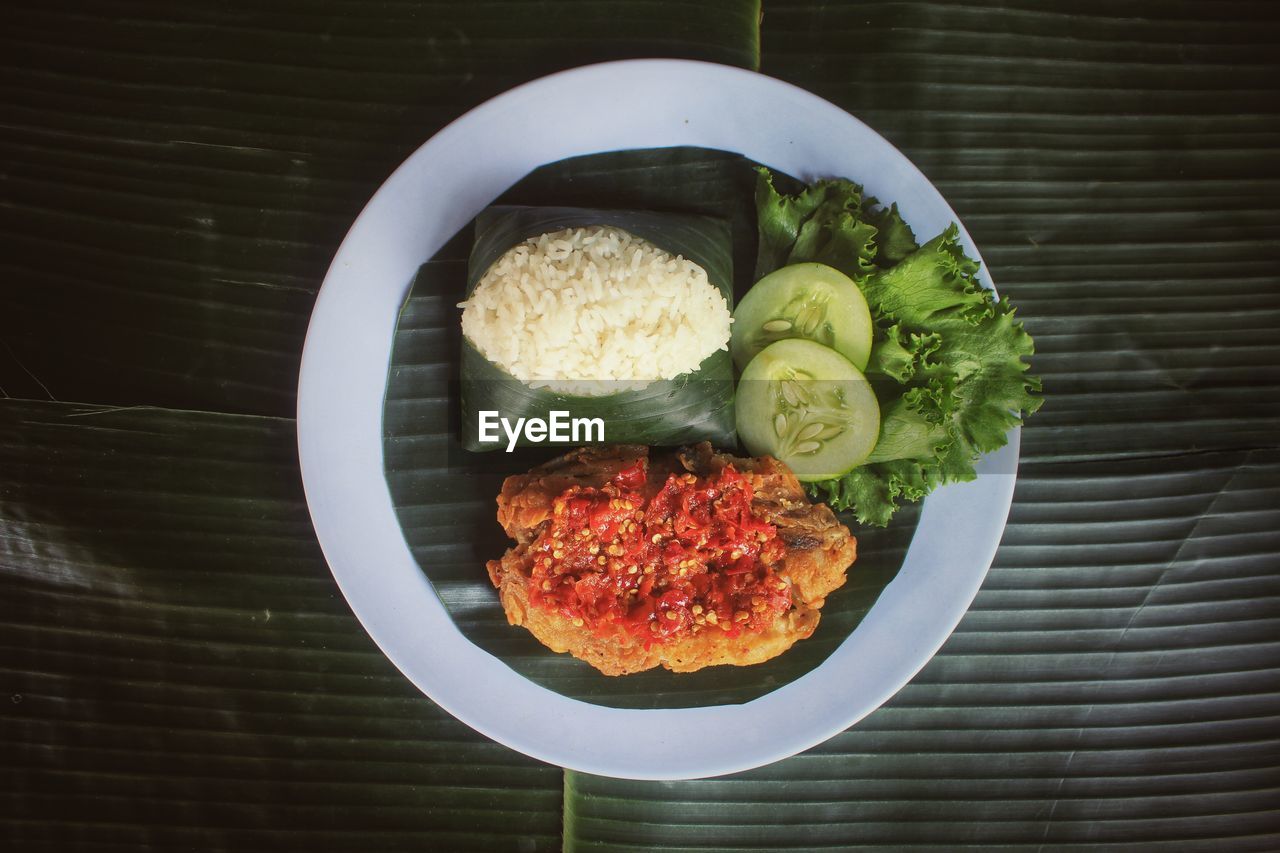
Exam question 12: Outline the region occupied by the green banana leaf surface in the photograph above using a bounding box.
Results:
[0,400,563,852]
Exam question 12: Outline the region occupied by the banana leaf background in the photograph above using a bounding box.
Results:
[3,0,1280,849]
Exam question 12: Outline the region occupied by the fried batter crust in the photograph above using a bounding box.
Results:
[487,443,857,675]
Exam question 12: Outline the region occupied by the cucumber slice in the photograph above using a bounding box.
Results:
[730,262,874,372]
[736,339,880,481]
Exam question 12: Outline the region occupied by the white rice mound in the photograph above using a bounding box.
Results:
[458,225,731,394]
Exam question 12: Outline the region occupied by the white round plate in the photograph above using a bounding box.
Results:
[298,59,1019,780]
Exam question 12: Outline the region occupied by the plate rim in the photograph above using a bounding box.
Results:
[297,58,1019,780]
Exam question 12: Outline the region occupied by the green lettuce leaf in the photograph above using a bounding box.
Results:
[754,169,878,280]
[863,201,919,266]
[755,170,1042,525]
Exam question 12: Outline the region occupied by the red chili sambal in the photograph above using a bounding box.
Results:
[526,459,791,644]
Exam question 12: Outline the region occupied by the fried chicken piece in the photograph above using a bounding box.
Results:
[487,443,856,675]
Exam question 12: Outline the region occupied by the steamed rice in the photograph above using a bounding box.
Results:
[458,225,731,394]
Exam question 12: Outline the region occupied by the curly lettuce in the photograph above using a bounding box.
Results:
[754,168,1042,526]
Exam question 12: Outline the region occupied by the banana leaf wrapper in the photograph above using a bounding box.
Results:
[461,205,736,451]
